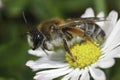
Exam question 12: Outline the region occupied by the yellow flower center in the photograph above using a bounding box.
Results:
[65,40,101,69]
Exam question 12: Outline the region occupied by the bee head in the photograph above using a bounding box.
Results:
[27,28,44,50]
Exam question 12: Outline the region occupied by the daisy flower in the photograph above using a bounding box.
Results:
[26,8,120,80]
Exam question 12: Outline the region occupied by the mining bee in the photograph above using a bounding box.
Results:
[27,17,105,60]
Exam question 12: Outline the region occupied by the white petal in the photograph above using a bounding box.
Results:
[80,68,90,80]
[81,8,95,18]
[70,68,82,80]
[61,70,75,80]
[26,58,68,71]
[61,74,71,80]
[28,48,54,57]
[114,52,120,58]
[28,49,45,57]
[102,11,118,37]
[89,67,106,80]
[102,46,120,59]
[34,67,73,80]
[108,46,120,58]
[96,12,105,28]
[61,68,81,80]
[107,11,118,25]
[98,58,115,68]
[91,62,99,68]
[97,12,104,18]
[102,19,120,53]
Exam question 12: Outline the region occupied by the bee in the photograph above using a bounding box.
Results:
[27,17,105,60]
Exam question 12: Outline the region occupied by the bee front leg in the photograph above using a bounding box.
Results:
[41,47,49,56]
[84,33,94,43]
[62,38,75,62]
[41,41,50,56]
[42,40,50,51]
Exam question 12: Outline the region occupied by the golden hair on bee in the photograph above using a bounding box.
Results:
[38,18,65,30]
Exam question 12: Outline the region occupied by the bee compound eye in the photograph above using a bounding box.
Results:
[33,32,44,49]
[38,32,44,40]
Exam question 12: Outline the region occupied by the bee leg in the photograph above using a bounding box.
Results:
[42,40,51,51]
[84,33,93,43]
[41,47,49,56]
[41,41,49,56]
[62,38,76,62]
[65,32,73,41]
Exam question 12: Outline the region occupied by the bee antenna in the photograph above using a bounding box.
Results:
[22,11,32,30]
[22,12,28,24]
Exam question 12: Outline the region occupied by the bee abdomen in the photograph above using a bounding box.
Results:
[77,23,105,43]
[92,27,105,43]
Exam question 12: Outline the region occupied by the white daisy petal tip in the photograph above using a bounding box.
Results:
[26,60,34,68]
[97,11,104,18]
[98,58,115,68]
[28,49,45,56]
[114,53,120,58]
[89,67,106,80]
[80,69,90,80]
[70,68,82,80]
[107,10,118,22]
[34,75,49,80]
[81,7,95,18]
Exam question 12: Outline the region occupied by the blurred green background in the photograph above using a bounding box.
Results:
[0,0,120,80]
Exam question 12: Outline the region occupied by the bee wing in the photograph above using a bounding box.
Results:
[61,26,93,42]
[59,17,105,41]
[64,27,84,36]
[59,17,105,28]
[79,17,105,21]
[65,17,105,23]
